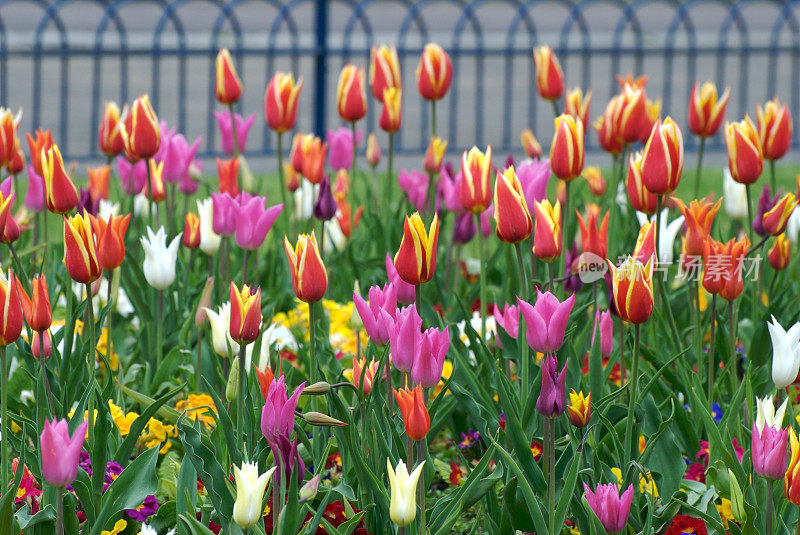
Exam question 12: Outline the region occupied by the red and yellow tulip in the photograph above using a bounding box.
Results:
[336,64,367,123]
[533,46,564,101]
[757,98,792,161]
[370,44,401,101]
[688,81,730,138]
[41,145,78,215]
[493,167,532,244]
[532,199,562,262]
[550,114,584,181]
[264,72,303,134]
[416,43,452,101]
[284,231,328,303]
[215,48,243,105]
[640,117,683,195]
[394,212,439,285]
[460,145,493,213]
[724,115,763,185]
[229,281,262,344]
[63,212,102,284]
[608,256,654,325]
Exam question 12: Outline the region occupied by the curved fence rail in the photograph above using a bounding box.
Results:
[0,0,798,161]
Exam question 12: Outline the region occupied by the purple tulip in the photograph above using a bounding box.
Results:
[389,304,422,373]
[398,169,429,211]
[537,354,567,417]
[40,418,88,487]
[386,253,416,305]
[412,326,450,388]
[752,422,788,480]
[517,158,550,209]
[563,242,584,293]
[753,185,779,237]
[179,159,202,195]
[591,309,614,358]
[584,483,634,534]
[213,111,256,155]
[353,284,397,345]
[24,167,44,212]
[211,192,237,236]
[77,188,99,215]
[453,212,476,244]
[326,127,362,171]
[437,165,464,213]
[272,434,306,485]
[493,302,520,342]
[313,175,337,221]
[117,156,147,195]
[519,289,575,354]
[480,205,494,237]
[260,375,305,444]
[157,132,202,184]
[504,153,515,169]
[234,194,283,250]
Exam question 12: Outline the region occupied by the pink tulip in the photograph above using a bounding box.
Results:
[480,204,494,237]
[389,304,422,373]
[590,309,613,358]
[25,167,44,212]
[260,375,305,444]
[234,194,283,250]
[353,284,397,345]
[493,303,520,346]
[179,159,202,195]
[213,111,256,155]
[386,253,415,305]
[32,330,52,359]
[752,422,788,480]
[211,192,237,236]
[537,354,567,417]
[516,159,550,209]
[518,289,575,354]
[0,177,11,198]
[40,418,88,487]
[157,132,202,184]
[116,156,147,195]
[412,326,450,388]
[583,483,634,534]
[398,169,429,211]
[437,166,464,213]
[326,127,362,171]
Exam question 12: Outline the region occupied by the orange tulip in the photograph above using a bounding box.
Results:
[25,128,53,177]
[92,213,130,271]
[0,108,18,166]
[701,237,726,295]
[98,101,126,157]
[550,114,584,181]
[564,87,592,127]
[757,98,792,161]
[785,428,800,505]
[416,43,452,101]
[640,117,684,195]
[520,128,542,159]
[379,87,402,133]
[215,48,242,105]
[146,160,166,202]
[768,233,790,271]
[122,94,160,160]
[41,145,78,215]
[369,44,401,101]
[607,256,654,324]
[229,281,262,344]
[577,210,609,259]
[493,167,533,244]
[63,212,102,284]
[394,212,439,285]
[532,46,564,101]
[626,151,657,215]
[582,166,606,196]
[183,212,201,249]
[688,82,730,138]
[284,231,328,303]
[532,199,562,262]
[264,72,303,133]
[719,236,750,302]
[394,386,430,441]
[6,138,24,175]
[567,389,591,428]
[217,157,239,196]
[423,137,447,175]
[724,115,763,185]
[299,136,327,185]
[336,64,367,122]
[87,166,110,202]
[336,201,363,239]
[673,198,721,257]
[17,274,51,332]
[762,193,797,236]
[0,268,23,346]
[460,145,493,213]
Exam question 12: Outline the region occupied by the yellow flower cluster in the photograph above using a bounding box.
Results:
[108,400,176,454]
[174,393,217,428]
[272,299,367,356]
[72,320,119,371]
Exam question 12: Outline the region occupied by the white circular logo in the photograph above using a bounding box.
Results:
[576,252,608,283]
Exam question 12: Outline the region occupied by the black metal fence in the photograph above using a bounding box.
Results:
[0,0,798,161]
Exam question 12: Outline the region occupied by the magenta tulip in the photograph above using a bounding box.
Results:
[452,212,476,244]
[519,289,575,354]
[752,422,788,480]
[516,158,550,209]
[386,253,415,305]
[389,304,422,373]
[398,169,429,212]
[157,131,201,184]
[412,326,450,388]
[591,309,614,358]
[40,418,88,487]
[234,194,283,250]
[211,192,237,236]
[437,166,464,213]
[493,303,520,344]
[480,204,494,237]
[583,482,634,534]
[326,127,361,171]
[117,156,147,195]
[25,167,44,212]
[260,375,305,444]
[353,284,397,345]
[536,354,567,418]
[214,111,256,155]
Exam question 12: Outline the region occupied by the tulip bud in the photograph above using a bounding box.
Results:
[337,64,367,123]
[688,82,730,138]
[594,99,624,156]
[762,193,797,236]
[303,381,332,395]
[0,108,19,166]
[64,212,103,284]
[39,418,88,487]
[626,151,657,215]
[303,411,347,427]
[98,101,125,157]
[564,87,592,127]
[537,354,567,418]
[379,87,402,133]
[122,94,160,160]
[757,98,792,161]
[183,212,201,249]
[394,212,439,285]
[728,469,746,523]
[768,233,791,271]
[416,43,452,101]
[229,281,262,344]
[215,48,243,105]
[520,128,542,159]
[550,114,585,181]
[313,175,337,221]
[299,474,321,503]
[226,357,241,402]
[32,330,52,359]
[423,137,447,175]
[617,83,648,144]
[92,213,131,271]
[725,115,763,185]
[532,199,562,262]
[284,162,301,192]
[264,72,303,133]
[194,277,215,328]
[25,128,53,177]
[6,138,24,175]
[718,236,750,302]
[394,386,430,441]
[640,116,684,195]
[567,389,591,428]
[17,274,52,332]
[460,145,493,213]
[532,45,564,101]
[0,269,23,346]
[284,230,328,303]
[370,44,401,100]
[366,133,381,167]
[493,167,532,244]
[608,256,654,324]
[41,145,78,215]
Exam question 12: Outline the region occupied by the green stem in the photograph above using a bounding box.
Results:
[545,416,556,535]
[770,159,776,193]
[551,99,560,118]
[237,342,246,457]
[514,243,529,407]
[277,132,288,212]
[728,299,738,396]
[56,489,64,535]
[430,100,437,138]
[85,283,96,492]
[561,180,570,294]
[624,324,641,467]
[694,136,706,199]
[156,291,164,368]
[309,302,317,384]
[1,346,7,494]
[766,479,774,535]
[745,184,754,240]
[40,330,55,416]
[708,294,717,407]
[692,279,703,384]
[386,133,395,216]
[415,440,427,534]
[477,214,487,339]
[351,121,358,194]
[145,158,155,229]
[195,329,203,392]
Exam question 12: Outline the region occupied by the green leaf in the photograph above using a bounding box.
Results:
[14,503,55,530]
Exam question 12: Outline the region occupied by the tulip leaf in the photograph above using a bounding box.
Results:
[178,513,219,535]
[88,445,159,535]
[116,380,184,424]
[71,468,96,524]
[554,444,582,531]
[201,376,239,467]
[14,503,55,529]
[0,429,24,534]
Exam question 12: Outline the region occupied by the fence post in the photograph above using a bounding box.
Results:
[313,0,329,137]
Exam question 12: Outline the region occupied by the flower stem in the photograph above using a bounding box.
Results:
[145,157,154,229]
[156,290,164,369]
[1,346,7,494]
[277,132,288,211]
[728,299,738,396]
[623,323,641,466]
[415,440,427,534]
[692,279,703,384]
[561,180,570,293]
[351,121,358,194]
[694,136,706,199]
[56,489,64,535]
[237,342,246,457]
[708,294,717,407]
[430,100,437,138]
[85,283,96,485]
[386,133,395,216]
[745,184,754,240]
[309,302,317,384]
[766,478,774,535]
[40,330,55,416]
[515,243,530,406]
[770,159,776,193]
[477,214,487,339]
[545,416,556,535]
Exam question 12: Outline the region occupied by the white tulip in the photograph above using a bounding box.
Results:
[323,218,346,254]
[197,197,221,256]
[723,168,748,220]
[615,180,628,215]
[203,302,240,358]
[755,395,788,434]
[97,199,120,220]
[636,209,685,265]
[786,207,800,245]
[133,193,153,218]
[768,315,800,389]
[232,462,275,529]
[294,179,317,221]
[141,226,182,290]
[387,458,425,527]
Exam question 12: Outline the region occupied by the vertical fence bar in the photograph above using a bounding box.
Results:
[313,0,329,137]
